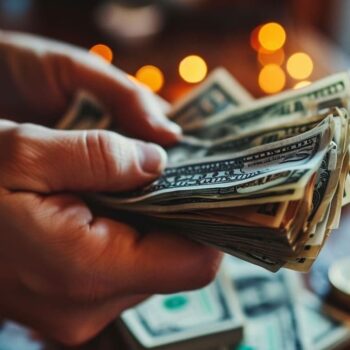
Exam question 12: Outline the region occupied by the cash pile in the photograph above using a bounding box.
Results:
[118,265,244,350]
[117,256,350,350]
[57,68,350,272]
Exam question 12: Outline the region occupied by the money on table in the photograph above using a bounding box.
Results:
[118,268,244,350]
[117,256,350,350]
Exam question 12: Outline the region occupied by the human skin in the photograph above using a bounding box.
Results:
[0,31,222,345]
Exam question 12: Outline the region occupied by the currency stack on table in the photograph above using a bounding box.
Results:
[117,257,350,350]
[57,68,350,273]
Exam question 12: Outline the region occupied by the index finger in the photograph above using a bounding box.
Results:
[0,31,181,146]
[54,44,182,145]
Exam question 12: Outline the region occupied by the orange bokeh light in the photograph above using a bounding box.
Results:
[89,44,114,63]
[258,22,286,52]
[250,25,262,51]
[135,65,164,93]
[258,48,285,66]
[258,64,286,94]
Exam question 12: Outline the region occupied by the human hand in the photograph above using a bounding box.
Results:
[0,120,222,345]
[0,30,179,145]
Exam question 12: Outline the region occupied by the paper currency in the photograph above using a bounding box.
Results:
[184,72,350,138]
[0,321,43,350]
[170,68,253,128]
[57,68,350,273]
[117,255,350,350]
[225,256,350,350]
[118,269,244,350]
[99,115,333,207]
[56,91,111,130]
[299,292,350,350]
[223,256,311,350]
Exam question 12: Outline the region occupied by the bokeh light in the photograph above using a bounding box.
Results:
[250,25,262,52]
[294,80,312,89]
[135,65,164,92]
[287,52,314,80]
[179,55,208,83]
[258,22,286,52]
[89,44,114,63]
[258,64,286,94]
[258,48,285,66]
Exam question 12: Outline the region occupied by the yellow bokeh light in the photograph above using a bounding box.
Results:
[258,22,286,52]
[179,55,208,83]
[287,52,314,80]
[294,80,312,89]
[258,64,286,94]
[258,48,285,66]
[89,44,114,63]
[135,65,164,93]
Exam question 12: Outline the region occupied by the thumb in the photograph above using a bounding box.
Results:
[0,122,167,193]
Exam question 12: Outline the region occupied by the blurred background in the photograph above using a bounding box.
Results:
[2,1,350,349]
[1,0,350,102]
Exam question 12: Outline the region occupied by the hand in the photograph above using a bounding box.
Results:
[0,30,180,145]
[0,121,222,345]
[0,32,222,345]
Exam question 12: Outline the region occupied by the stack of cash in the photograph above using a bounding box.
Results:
[117,256,350,350]
[118,266,244,350]
[57,68,350,273]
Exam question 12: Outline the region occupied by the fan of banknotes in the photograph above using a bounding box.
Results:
[56,68,350,273]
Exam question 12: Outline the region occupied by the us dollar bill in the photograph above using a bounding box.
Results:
[170,68,252,128]
[184,72,350,139]
[97,117,333,211]
[56,71,350,274]
[118,269,244,350]
[167,113,327,165]
[56,90,111,130]
[223,256,312,350]
[299,292,350,350]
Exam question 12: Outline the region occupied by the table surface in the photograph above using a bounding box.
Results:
[1,2,350,349]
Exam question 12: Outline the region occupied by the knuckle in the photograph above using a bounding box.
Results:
[12,124,43,161]
[83,130,134,183]
[12,122,36,137]
[48,52,75,100]
[5,123,35,159]
[83,130,115,184]
[0,123,44,186]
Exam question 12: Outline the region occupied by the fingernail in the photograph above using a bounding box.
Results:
[137,142,167,174]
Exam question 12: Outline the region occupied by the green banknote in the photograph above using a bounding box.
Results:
[170,68,252,127]
[185,72,350,138]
